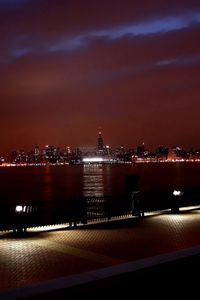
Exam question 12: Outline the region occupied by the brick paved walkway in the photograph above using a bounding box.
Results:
[1,209,200,298]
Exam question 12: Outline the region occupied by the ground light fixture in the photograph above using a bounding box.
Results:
[173,190,184,196]
[15,205,26,212]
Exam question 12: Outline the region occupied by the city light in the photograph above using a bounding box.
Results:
[83,157,104,163]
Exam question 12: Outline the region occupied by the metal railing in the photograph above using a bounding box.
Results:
[1,176,200,233]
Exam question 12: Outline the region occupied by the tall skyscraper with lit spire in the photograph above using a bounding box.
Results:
[97,131,104,151]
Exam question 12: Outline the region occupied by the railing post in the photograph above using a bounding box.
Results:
[131,191,143,217]
[125,174,143,217]
[171,190,184,213]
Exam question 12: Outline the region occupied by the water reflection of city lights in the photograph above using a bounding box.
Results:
[83,164,104,197]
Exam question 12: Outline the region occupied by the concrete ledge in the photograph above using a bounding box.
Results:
[1,244,200,299]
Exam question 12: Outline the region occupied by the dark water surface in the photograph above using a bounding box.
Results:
[0,163,200,204]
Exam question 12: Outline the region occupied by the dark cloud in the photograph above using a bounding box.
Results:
[0,0,28,9]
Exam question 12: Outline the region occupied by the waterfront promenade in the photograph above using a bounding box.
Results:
[1,209,200,299]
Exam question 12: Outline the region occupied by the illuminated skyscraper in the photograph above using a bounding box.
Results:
[97,131,104,151]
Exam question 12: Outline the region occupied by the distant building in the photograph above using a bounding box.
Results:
[156,146,168,160]
[167,147,177,161]
[96,131,106,155]
[97,131,104,151]
[137,143,145,155]
[167,146,189,161]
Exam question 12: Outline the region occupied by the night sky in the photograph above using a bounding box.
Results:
[0,0,200,155]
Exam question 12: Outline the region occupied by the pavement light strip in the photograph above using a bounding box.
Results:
[1,245,200,300]
[34,238,125,266]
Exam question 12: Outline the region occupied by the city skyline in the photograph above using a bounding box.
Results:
[1,130,200,160]
[1,125,200,157]
[1,128,200,158]
[0,1,200,155]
